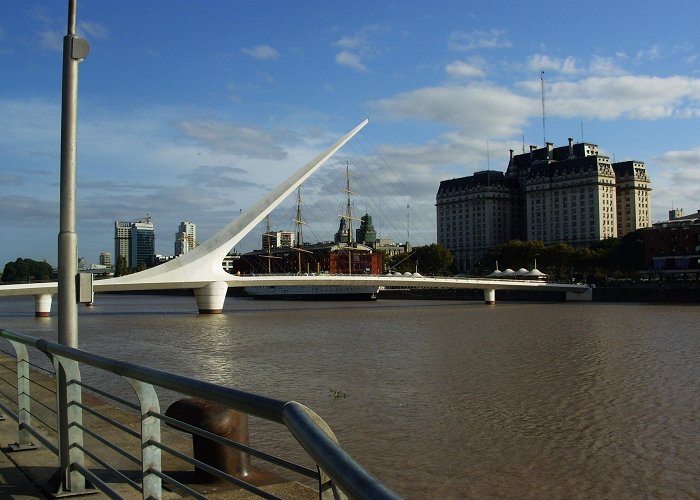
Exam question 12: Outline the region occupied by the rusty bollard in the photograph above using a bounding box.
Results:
[166,398,251,483]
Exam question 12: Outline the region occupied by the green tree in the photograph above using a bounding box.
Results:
[1,258,53,283]
[479,234,648,282]
[480,240,545,274]
[114,255,130,277]
[387,244,454,276]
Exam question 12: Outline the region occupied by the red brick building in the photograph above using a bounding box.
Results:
[643,209,700,274]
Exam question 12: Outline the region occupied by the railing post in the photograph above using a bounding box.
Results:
[299,408,348,500]
[52,356,88,494]
[6,340,37,450]
[124,377,162,499]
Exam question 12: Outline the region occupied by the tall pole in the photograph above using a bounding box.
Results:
[59,0,88,348]
[540,70,546,147]
[57,0,89,492]
[295,187,303,273]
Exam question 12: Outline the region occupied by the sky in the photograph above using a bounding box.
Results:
[1,1,699,267]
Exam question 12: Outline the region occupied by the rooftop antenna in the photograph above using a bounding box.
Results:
[487,139,490,169]
[540,70,546,147]
[406,203,410,243]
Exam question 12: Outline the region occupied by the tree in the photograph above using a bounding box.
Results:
[387,244,454,276]
[479,234,649,282]
[1,258,54,283]
[480,240,545,274]
[114,255,130,277]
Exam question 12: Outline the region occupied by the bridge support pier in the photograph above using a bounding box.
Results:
[34,294,53,317]
[194,282,228,314]
[484,288,495,305]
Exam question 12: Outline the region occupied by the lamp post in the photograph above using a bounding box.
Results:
[56,0,89,493]
[59,0,89,349]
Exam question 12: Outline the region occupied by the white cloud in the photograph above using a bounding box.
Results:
[518,75,700,120]
[337,33,368,51]
[640,147,700,220]
[335,50,368,72]
[179,120,287,160]
[240,44,280,60]
[371,83,535,137]
[448,29,511,51]
[38,29,63,51]
[78,21,108,39]
[333,25,387,72]
[588,55,627,76]
[445,60,485,79]
[636,44,661,61]
[527,54,578,74]
[653,146,700,168]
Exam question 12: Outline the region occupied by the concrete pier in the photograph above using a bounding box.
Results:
[34,294,53,317]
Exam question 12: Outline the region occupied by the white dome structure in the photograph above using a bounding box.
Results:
[524,268,548,279]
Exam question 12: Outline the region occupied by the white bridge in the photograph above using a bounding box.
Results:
[0,119,590,315]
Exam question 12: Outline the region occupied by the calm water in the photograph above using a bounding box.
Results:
[0,295,698,498]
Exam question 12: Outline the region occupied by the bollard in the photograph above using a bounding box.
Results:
[166,398,251,483]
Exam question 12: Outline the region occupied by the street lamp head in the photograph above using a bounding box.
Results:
[70,36,90,62]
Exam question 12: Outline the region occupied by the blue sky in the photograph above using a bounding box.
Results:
[2,1,699,267]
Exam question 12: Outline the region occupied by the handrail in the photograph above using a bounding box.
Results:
[1,328,286,422]
[0,328,399,499]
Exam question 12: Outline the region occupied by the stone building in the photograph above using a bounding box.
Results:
[436,139,651,272]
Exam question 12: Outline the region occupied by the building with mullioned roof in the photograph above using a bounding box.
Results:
[436,139,651,272]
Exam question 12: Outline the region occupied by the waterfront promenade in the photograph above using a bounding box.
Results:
[0,349,324,499]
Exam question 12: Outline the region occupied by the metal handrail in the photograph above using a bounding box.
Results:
[0,328,398,499]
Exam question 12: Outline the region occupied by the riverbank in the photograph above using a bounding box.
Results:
[378,285,699,303]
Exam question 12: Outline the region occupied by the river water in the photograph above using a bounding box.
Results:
[0,294,698,498]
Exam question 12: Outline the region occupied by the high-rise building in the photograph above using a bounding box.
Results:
[114,217,156,270]
[114,221,132,267]
[99,252,112,268]
[436,139,652,272]
[175,221,197,256]
[130,217,155,269]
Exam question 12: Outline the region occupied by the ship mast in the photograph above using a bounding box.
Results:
[265,215,272,273]
[343,160,354,245]
[295,187,303,273]
[341,160,360,274]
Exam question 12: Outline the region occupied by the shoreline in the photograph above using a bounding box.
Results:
[378,286,699,303]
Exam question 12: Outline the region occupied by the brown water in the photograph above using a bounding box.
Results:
[1,295,698,498]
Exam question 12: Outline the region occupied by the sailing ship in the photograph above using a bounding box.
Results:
[244,163,381,300]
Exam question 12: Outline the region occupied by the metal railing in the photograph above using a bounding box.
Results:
[0,328,398,499]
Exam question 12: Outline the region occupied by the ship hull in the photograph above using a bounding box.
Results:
[244,284,379,301]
